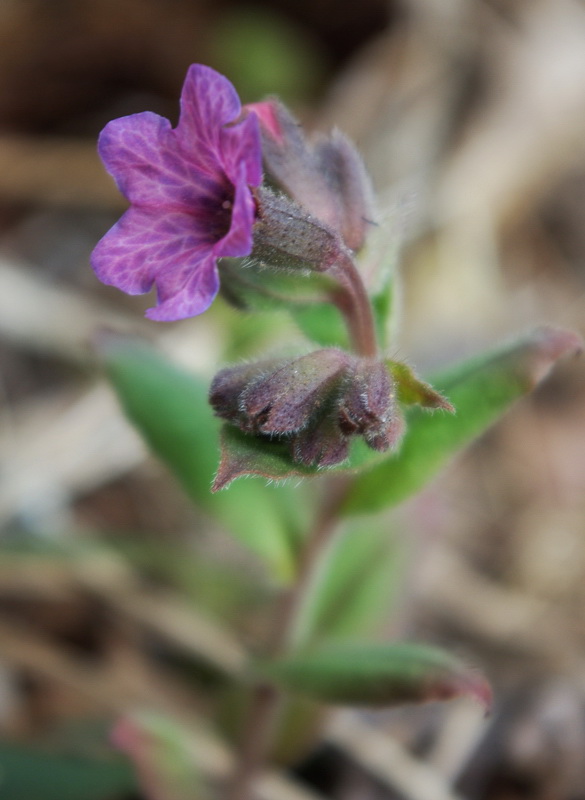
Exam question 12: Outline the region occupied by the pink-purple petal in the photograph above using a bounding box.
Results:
[176,64,242,154]
[215,172,256,258]
[221,112,262,187]
[91,206,212,301]
[98,112,223,210]
[244,101,284,144]
[146,252,219,321]
[92,64,262,321]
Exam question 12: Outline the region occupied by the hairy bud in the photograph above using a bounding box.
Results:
[339,359,404,451]
[247,100,375,252]
[210,350,350,437]
[210,350,404,468]
[208,357,282,423]
[250,187,344,274]
[313,131,375,252]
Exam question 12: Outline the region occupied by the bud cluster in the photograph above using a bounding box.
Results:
[210,350,403,468]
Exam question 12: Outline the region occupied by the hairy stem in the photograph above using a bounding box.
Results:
[225,477,352,800]
[330,252,378,358]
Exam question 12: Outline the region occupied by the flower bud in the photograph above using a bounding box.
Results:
[210,350,407,471]
[208,357,282,424]
[247,100,334,222]
[292,409,349,467]
[250,187,344,274]
[313,131,375,252]
[240,349,350,435]
[247,99,375,252]
[338,359,404,452]
[210,349,351,438]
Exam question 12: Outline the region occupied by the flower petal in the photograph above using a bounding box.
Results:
[215,169,256,258]
[147,252,219,321]
[98,111,224,210]
[175,65,241,156]
[221,111,262,187]
[92,64,261,321]
[91,205,218,320]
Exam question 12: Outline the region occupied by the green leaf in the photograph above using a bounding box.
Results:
[211,421,392,490]
[219,260,333,313]
[291,302,350,349]
[292,521,405,647]
[0,742,135,800]
[261,642,491,710]
[212,425,314,491]
[100,335,310,581]
[343,326,582,514]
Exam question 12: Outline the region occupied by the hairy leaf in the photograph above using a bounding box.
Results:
[212,424,314,490]
[344,326,582,514]
[291,302,350,349]
[387,359,454,410]
[219,259,335,312]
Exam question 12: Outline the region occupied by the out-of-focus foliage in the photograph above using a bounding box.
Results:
[0,742,135,800]
[211,7,326,103]
[261,642,491,709]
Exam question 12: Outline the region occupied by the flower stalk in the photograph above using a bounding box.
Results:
[329,250,378,358]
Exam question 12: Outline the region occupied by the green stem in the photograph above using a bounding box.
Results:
[225,477,352,800]
[225,216,376,800]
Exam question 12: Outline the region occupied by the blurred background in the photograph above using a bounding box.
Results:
[2,0,585,798]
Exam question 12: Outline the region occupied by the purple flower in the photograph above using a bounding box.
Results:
[91,65,262,321]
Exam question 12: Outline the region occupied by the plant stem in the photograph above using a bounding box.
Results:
[225,477,352,800]
[226,222,376,800]
[330,252,378,358]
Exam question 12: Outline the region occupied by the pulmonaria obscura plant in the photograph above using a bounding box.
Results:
[93,64,581,800]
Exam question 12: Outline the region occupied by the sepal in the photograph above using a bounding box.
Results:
[339,359,404,451]
[386,359,455,411]
[212,425,312,491]
[210,349,350,437]
[250,187,344,274]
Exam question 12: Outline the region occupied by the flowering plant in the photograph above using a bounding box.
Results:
[93,65,581,800]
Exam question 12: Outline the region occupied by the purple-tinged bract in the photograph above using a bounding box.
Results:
[91,65,262,321]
